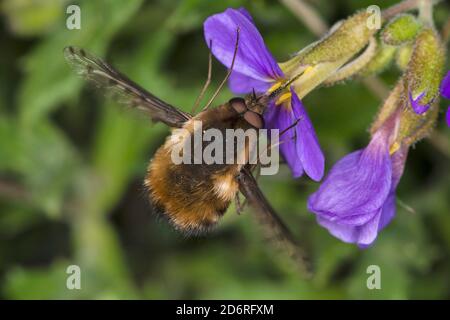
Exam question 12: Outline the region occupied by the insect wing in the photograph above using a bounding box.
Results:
[64,46,191,128]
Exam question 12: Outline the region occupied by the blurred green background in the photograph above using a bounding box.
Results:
[0,0,449,299]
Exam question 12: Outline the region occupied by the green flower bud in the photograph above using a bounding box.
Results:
[322,38,378,85]
[404,27,445,112]
[280,11,378,98]
[381,14,422,46]
[359,42,396,77]
[371,78,440,154]
[396,44,413,71]
[393,28,445,148]
[397,98,439,147]
[299,11,377,64]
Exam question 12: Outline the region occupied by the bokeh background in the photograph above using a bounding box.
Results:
[0,0,449,299]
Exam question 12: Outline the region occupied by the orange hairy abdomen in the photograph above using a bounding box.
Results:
[144,130,240,234]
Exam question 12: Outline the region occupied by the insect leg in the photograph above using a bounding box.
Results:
[203,27,240,111]
[235,192,243,215]
[257,117,301,167]
[191,40,213,114]
[238,167,312,278]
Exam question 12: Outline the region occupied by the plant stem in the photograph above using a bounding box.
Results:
[280,0,392,100]
[418,0,434,26]
[279,0,328,36]
[381,0,420,20]
[382,0,442,21]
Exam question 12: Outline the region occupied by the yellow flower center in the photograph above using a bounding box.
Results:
[302,65,315,75]
[267,66,315,106]
[389,142,400,155]
[268,81,283,94]
[267,80,292,105]
[276,92,292,105]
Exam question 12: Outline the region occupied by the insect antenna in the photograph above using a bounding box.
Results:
[256,117,302,167]
[191,40,213,114]
[202,27,240,111]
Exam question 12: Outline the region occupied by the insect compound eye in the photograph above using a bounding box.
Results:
[244,111,264,129]
[229,97,247,114]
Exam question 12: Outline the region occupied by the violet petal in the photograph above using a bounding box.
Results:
[377,193,396,231]
[377,147,408,231]
[409,91,430,114]
[237,7,254,23]
[308,130,392,219]
[204,8,283,83]
[440,71,450,99]
[290,89,324,182]
[264,103,304,177]
[229,71,272,94]
[317,211,382,247]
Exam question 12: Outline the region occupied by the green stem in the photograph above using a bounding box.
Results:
[418,0,434,26]
[381,0,441,22]
[381,0,420,21]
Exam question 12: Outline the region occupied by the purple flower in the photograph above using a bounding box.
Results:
[440,70,450,127]
[441,71,450,99]
[307,125,407,247]
[204,8,324,181]
[409,91,430,115]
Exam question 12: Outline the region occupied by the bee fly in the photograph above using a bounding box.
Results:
[64,37,311,276]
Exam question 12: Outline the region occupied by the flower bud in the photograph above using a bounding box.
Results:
[396,44,413,71]
[396,98,439,148]
[371,78,440,154]
[404,27,445,115]
[299,11,377,64]
[359,42,396,77]
[324,37,378,84]
[381,14,421,46]
[281,11,378,98]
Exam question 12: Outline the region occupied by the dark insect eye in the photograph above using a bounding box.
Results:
[244,111,264,129]
[229,97,247,114]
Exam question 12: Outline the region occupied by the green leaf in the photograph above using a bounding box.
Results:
[1,0,66,37]
[0,118,80,217]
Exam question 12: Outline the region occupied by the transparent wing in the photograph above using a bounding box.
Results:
[238,167,312,277]
[64,46,191,128]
